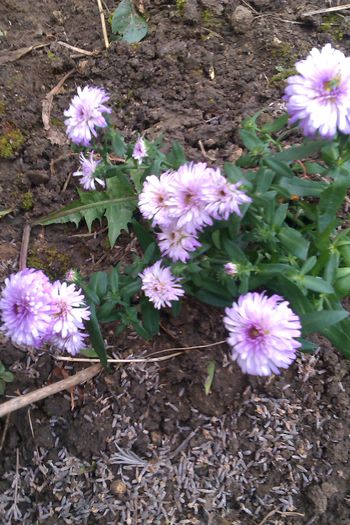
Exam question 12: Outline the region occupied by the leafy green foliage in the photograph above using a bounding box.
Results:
[0,361,14,395]
[111,0,148,43]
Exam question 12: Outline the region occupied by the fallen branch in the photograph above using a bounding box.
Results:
[0,364,101,418]
[96,0,110,49]
[301,4,350,17]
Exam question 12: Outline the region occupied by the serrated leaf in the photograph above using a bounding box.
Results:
[105,202,133,247]
[111,0,148,43]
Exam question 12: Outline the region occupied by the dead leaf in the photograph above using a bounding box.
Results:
[0,43,50,66]
[42,69,74,131]
[47,128,67,146]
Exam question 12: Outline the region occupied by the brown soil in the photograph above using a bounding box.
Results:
[1,1,350,524]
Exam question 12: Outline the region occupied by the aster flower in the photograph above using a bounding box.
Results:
[64,86,112,146]
[138,172,174,228]
[157,227,201,262]
[52,329,88,356]
[285,43,350,139]
[0,269,55,348]
[51,281,90,339]
[132,137,148,164]
[73,152,105,191]
[203,170,252,220]
[224,263,238,276]
[139,261,185,309]
[224,292,301,376]
[167,163,214,233]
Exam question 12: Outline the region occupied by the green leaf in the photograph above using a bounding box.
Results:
[204,361,216,395]
[322,318,350,358]
[299,338,318,353]
[109,267,119,294]
[97,302,117,322]
[278,225,309,260]
[105,201,133,247]
[239,130,267,154]
[2,371,14,383]
[300,310,348,335]
[318,179,348,233]
[85,305,108,368]
[264,158,294,178]
[89,271,108,298]
[192,289,232,307]
[278,176,327,197]
[80,348,99,358]
[261,113,288,134]
[132,219,158,252]
[111,0,148,43]
[166,141,187,168]
[273,140,324,162]
[300,256,317,276]
[300,275,334,294]
[140,297,160,337]
[110,130,126,157]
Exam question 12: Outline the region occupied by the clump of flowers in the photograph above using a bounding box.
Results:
[223,292,301,376]
[284,43,350,139]
[64,86,112,146]
[138,162,251,262]
[0,269,90,355]
[73,152,105,191]
[139,261,185,309]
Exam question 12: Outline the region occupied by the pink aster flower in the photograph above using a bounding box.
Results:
[224,263,238,276]
[224,292,301,376]
[73,152,105,191]
[64,86,112,146]
[167,163,214,233]
[203,170,252,220]
[138,172,174,228]
[0,269,55,348]
[51,281,90,339]
[132,137,148,164]
[52,329,88,356]
[157,227,201,262]
[285,44,350,138]
[139,261,185,309]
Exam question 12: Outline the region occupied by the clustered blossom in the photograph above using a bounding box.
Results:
[132,137,148,164]
[139,261,184,309]
[285,43,350,139]
[0,269,90,355]
[224,292,301,376]
[224,262,238,277]
[64,86,112,146]
[73,152,105,191]
[138,162,251,262]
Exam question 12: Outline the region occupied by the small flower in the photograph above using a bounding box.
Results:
[51,281,90,339]
[0,269,55,348]
[65,268,79,283]
[224,263,238,276]
[157,227,201,262]
[224,292,301,376]
[132,137,148,164]
[52,329,88,356]
[139,261,185,309]
[138,172,174,228]
[285,44,350,138]
[64,86,112,146]
[73,152,105,191]
[203,170,252,220]
[167,163,214,233]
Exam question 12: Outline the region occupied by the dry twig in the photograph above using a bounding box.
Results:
[258,509,305,525]
[301,4,350,17]
[42,69,74,131]
[0,364,101,418]
[0,42,50,66]
[0,414,10,451]
[57,40,98,57]
[96,0,110,49]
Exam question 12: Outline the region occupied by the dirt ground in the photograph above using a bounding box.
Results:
[1,1,350,524]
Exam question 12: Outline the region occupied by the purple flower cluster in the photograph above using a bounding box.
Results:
[139,261,184,309]
[0,269,90,355]
[64,86,112,146]
[285,43,350,139]
[138,162,251,263]
[224,292,301,376]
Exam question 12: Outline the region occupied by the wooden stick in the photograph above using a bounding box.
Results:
[96,0,110,49]
[302,4,350,17]
[0,364,101,418]
[19,224,31,271]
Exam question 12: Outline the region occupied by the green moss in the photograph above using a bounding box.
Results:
[0,129,25,159]
[320,14,345,41]
[20,191,34,211]
[27,246,71,280]
[51,116,64,127]
[269,66,297,88]
[176,0,186,15]
[201,9,220,28]
[47,50,60,61]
